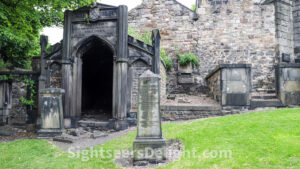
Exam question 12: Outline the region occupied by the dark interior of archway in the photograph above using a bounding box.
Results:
[81,39,113,121]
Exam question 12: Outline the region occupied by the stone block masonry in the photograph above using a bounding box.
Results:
[276,63,300,105]
[206,64,251,107]
[128,0,277,94]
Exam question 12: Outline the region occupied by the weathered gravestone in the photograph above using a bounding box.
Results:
[37,88,65,138]
[133,70,166,162]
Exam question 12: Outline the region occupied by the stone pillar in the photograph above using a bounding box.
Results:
[294,0,300,63]
[62,10,73,125]
[273,0,294,63]
[0,81,12,125]
[152,29,161,75]
[37,88,65,138]
[38,35,48,122]
[113,5,129,130]
[133,70,166,162]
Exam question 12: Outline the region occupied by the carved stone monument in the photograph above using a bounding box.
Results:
[37,88,65,138]
[133,70,166,162]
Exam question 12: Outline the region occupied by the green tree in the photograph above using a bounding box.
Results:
[0,0,96,69]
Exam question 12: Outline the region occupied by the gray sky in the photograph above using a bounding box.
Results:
[42,0,195,44]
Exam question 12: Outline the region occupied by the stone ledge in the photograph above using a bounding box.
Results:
[205,64,251,80]
[276,63,300,68]
[0,70,39,75]
[128,35,154,55]
[160,105,221,111]
[161,110,236,121]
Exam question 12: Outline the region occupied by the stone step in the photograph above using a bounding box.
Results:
[256,88,276,93]
[251,93,277,100]
[78,120,109,128]
[250,99,284,110]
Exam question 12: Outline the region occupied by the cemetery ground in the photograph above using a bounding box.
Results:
[0,108,300,168]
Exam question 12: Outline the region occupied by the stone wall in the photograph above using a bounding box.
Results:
[11,81,28,124]
[206,70,221,102]
[128,0,277,94]
[160,61,167,99]
[294,0,300,62]
[161,105,223,121]
[273,0,294,63]
[0,72,38,125]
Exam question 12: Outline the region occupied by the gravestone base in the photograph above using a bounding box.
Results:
[113,120,129,131]
[133,138,166,162]
[37,128,63,138]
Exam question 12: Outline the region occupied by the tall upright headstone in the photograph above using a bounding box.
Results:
[133,70,166,162]
[37,88,65,138]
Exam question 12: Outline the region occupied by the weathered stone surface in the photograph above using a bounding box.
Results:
[225,81,247,93]
[133,70,166,162]
[0,129,14,136]
[90,131,108,139]
[53,135,74,143]
[177,74,194,84]
[38,88,65,137]
[278,64,300,105]
[178,62,193,74]
[206,64,251,107]
[128,0,277,94]
[136,70,161,138]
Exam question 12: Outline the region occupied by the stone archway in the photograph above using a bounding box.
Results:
[75,36,116,121]
[81,39,114,120]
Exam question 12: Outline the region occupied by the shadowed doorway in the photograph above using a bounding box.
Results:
[81,39,113,121]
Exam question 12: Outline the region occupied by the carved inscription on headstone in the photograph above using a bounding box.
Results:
[131,67,150,110]
[137,70,161,137]
[42,96,61,129]
[137,72,161,137]
[133,70,166,162]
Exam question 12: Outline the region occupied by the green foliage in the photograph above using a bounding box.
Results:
[191,4,197,11]
[0,74,13,81]
[19,76,36,107]
[179,53,200,66]
[128,26,152,45]
[0,74,36,107]
[0,0,97,69]
[160,49,172,70]
[128,27,173,70]
[0,59,13,70]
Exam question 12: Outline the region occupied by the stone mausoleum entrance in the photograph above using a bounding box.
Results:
[81,39,113,121]
[39,4,160,129]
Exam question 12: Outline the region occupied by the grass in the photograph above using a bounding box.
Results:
[1,108,300,168]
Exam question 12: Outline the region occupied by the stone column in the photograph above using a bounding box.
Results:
[133,70,166,162]
[38,35,48,122]
[37,88,65,138]
[151,29,161,75]
[61,10,73,124]
[113,5,129,130]
[0,81,12,125]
